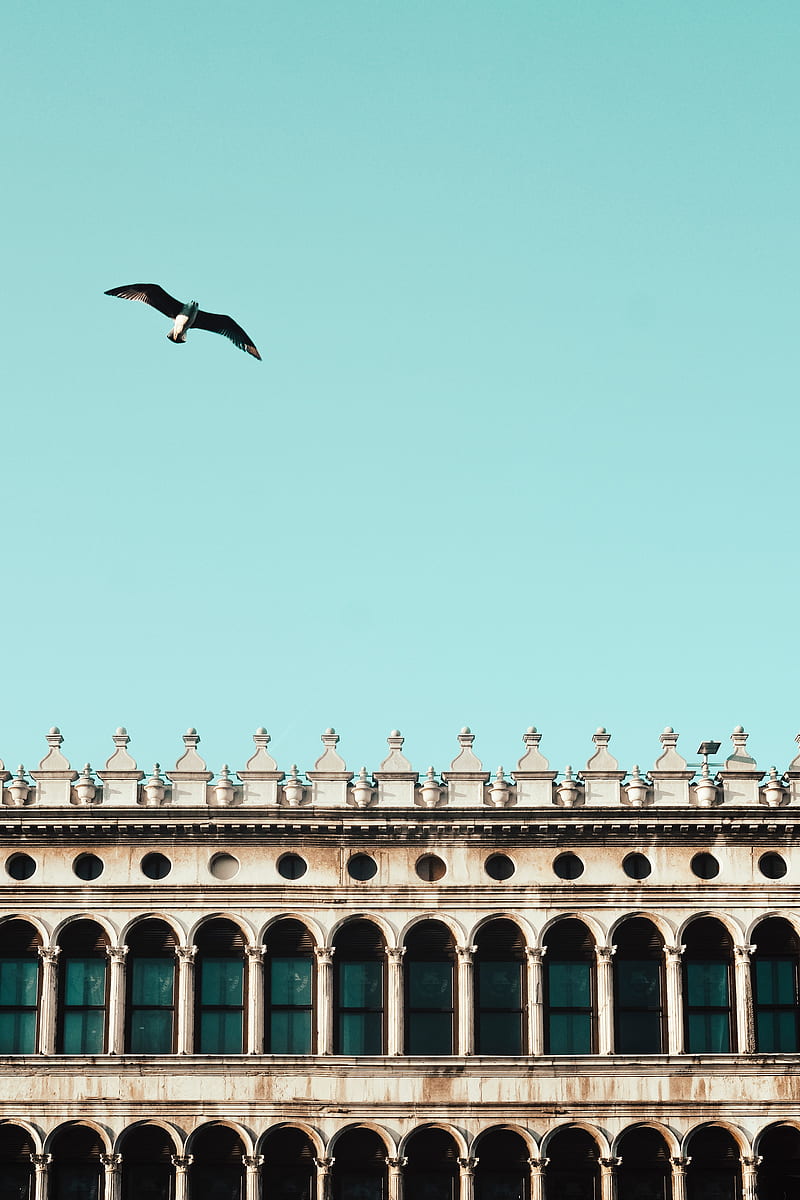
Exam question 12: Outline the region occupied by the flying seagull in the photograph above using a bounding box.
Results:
[104,284,262,359]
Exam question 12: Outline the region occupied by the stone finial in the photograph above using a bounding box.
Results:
[213,765,236,808]
[74,764,97,806]
[143,764,166,807]
[515,726,550,772]
[724,725,758,771]
[7,766,30,808]
[557,765,583,807]
[448,726,484,773]
[652,727,689,773]
[282,764,306,807]
[312,728,348,774]
[624,764,650,807]
[583,727,620,774]
[36,727,74,774]
[171,728,212,777]
[378,730,414,774]
[103,727,139,773]
[488,767,512,808]
[419,766,443,809]
[352,766,376,809]
[763,766,787,807]
[242,727,279,773]
[694,761,720,807]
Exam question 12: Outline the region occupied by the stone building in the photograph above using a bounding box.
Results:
[0,721,799,1200]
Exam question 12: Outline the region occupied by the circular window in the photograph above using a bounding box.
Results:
[141,852,172,880]
[623,853,652,880]
[347,853,377,881]
[553,852,584,880]
[759,852,787,880]
[209,853,239,880]
[6,853,35,881]
[485,853,516,881]
[691,852,720,880]
[278,853,308,880]
[416,854,446,882]
[74,854,103,881]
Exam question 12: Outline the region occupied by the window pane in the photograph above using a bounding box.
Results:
[476,1174,527,1200]
[479,1011,523,1055]
[616,1010,662,1054]
[53,1166,101,1200]
[688,1172,737,1200]
[65,959,106,1007]
[0,1009,36,1053]
[339,1010,383,1054]
[62,1009,105,1054]
[409,962,452,1011]
[129,1008,174,1053]
[549,1011,593,1054]
[122,1164,172,1200]
[270,1008,312,1054]
[191,1167,242,1200]
[479,962,522,1008]
[132,959,174,1007]
[338,1172,384,1200]
[200,1009,243,1053]
[266,1171,314,1200]
[687,1012,730,1052]
[618,1172,668,1200]
[340,961,382,1009]
[756,1008,799,1053]
[405,1177,453,1200]
[271,958,313,1007]
[756,959,796,1006]
[200,958,243,1006]
[686,962,728,1007]
[547,1172,596,1200]
[408,1011,453,1055]
[617,961,660,1009]
[0,1164,32,1200]
[549,962,591,1009]
[0,959,38,1007]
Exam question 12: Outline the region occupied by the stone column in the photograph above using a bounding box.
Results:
[171,1155,193,1200]
[30,1154,52,1200]
[741,1156,762,1200]
[243,1154,264,1200]
[456,946,476,1055]
[386,1155,408,1200]
[599,1157,621,1200]
[386,948,405,1056]
[315,948,335,1055]
[458,1157,478,1200]
[528,1157,549,1200]
[664,946,685,1055]
[246,945,266,1054]
[107,946,128,1054]
[734,945,756,1054]
[314,1156,334,1200]
[101,1153,123,1200]
[37,947,60,1054]
[670,1156,691,1200]
[525,949,546,1055]
[596,947,616,1054]
[176,946,197,1054]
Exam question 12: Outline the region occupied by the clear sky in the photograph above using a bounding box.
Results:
[2,2,798,781]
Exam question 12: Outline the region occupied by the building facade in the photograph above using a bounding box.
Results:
[0,721,799,1200]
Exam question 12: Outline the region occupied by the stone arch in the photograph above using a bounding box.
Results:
[677,911,744,945]
[327,912,397,948]
[328,1122,397,1157]
[471,1123,539,1157]
[608,911,675,946]
[541,1122,611,1158]
[753,1119,800,1155]
[399,912,467,947]
[611,1121,680,1158]
[257,1121,324,1158]
[260,912,323,948]
[187,912,256,946]
[399,1122,469,1159]
[0,913,49,946]
[682,1120,752,1157]
[114,1118,183,1155]
[44,1120,112,1155]
[469,912,535,948]
[119,912,187,945]
[746,910,800,943]
[52,912,118,945]
[185,1119,255,1156]
[538,912,606,949]
[0,1119,42,1155]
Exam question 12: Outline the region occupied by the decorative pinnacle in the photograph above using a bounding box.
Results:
[425,766,437,780]
[564,765,574,779]
[288,764,301,779]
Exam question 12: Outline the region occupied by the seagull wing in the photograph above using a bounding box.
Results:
[193,308,262,359]
[104,284,183,320]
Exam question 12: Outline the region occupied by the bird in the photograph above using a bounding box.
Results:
[104,284,262,360]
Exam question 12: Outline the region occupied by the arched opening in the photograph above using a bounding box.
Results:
[0,920,41,1054]
[751,919,800,1053]
[119,1124,176,1200]
[0,1123,35,1200]
[404,921,456,1055]
[57,921,109,1055]
[333,921,385,1055]
[543,920,596,1055]
[404,1127,460,1200]
[616,1127,672,1200]
[475,920,526,1055]
[189,1123,245,1200]
[266,920,315,1054]
[50,1124,104,1200]
[757,1124,800,1200]
[683,919,735,1053]
[613,919,665,1054]
[685,1127,741,1200]
[260,1126,317,1200]
[545,1128,600,1200]
[194,919,246,1054]
[125,919,178,1054]
[474,1128,530,1200]
[331,1128,388,1200]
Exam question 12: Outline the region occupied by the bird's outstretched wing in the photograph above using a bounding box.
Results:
[194,308,262,359]
[104,284,183,319]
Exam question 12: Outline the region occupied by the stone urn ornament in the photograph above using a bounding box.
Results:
[557,766,582,808]
[283,765,305,808]
[143,764,166,807]
[419,767,443,809]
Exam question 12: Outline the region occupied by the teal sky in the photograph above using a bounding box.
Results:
[2,3,799,779]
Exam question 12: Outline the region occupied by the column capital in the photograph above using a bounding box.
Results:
[599,1158,622,1173]
[528,1157,549,1172]
[670,1157,691,1173]
[525,947,547,964]
[386,1157,408,1170]
[456,945,477,964]
[386,946,406,964]
[106,945,128,965]
[171,1155,194,1172]
[314,1157,335,1174]
[458,1157,479,1176]
[243,1154,264,1170]
[176,945,197,964]
[734,944,757,961]
[101,1153,123,1171]
[314,947,335,965]
[30,1153,52,1172]
[37,946,60,965]
[596,946,616,963]
[664,945,685,963]
[245,944,266,963]
[742,1156,763,1170]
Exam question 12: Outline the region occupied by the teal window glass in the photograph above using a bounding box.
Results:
[685,961,731,1052]
[198,957,244,1053]
[268,957,313,1053]
[754,958,799,1051]
[129,957,175,1054]
[407,961,453,1054]
[615,959,663,1054]
[61,958,106,1054]
[476,961,523,1054]
[546,961,593,1054]
[0,958,38,1053]
[337,961,383,1054]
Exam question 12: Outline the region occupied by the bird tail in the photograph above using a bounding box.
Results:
[166,330,184,344]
